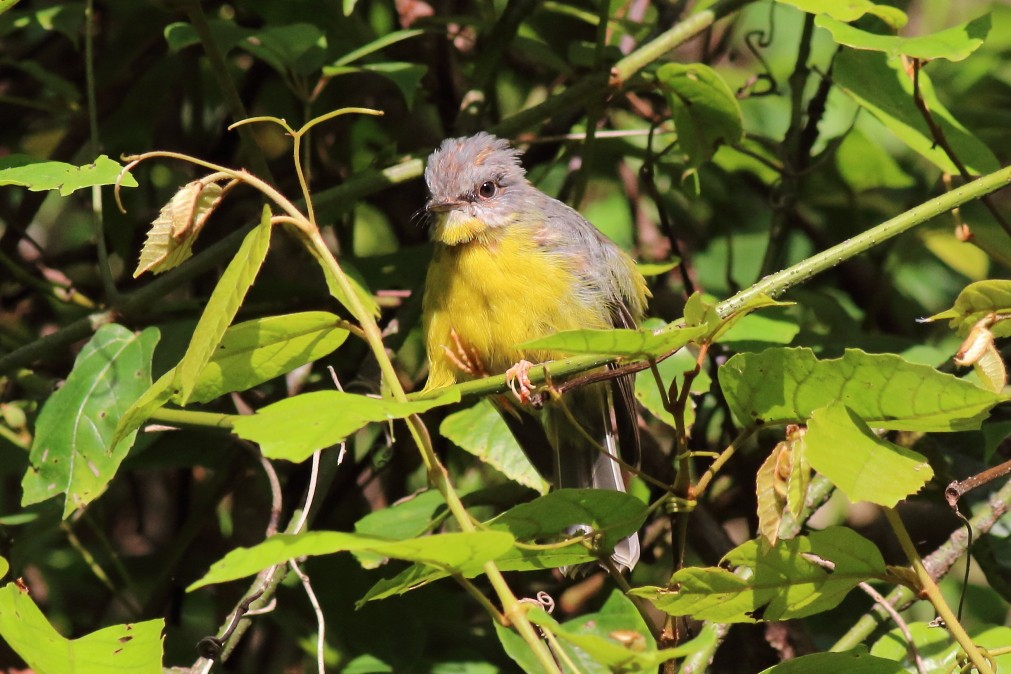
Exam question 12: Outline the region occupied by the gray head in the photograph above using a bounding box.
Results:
[424,133,531,245]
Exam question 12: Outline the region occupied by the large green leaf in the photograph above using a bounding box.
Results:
[804,403,933,506]
[189,530,514,590]
[112,311,348,446]
[181,311,349,404]
[173,207,272,404]
[0,583,163,673]
[816,13,990,62]
[22,325,159,518]
[0,154,137,195]
[833,50,999,176]
[232,389,460,462]
[719,348,1004,432]
[440,400,547,493]
[835,127,915,192]
[631,527,886,622]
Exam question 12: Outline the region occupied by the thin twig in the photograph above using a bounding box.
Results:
[858,581,927,674]
[290,559,326,674]
[910,59,1011,238]
[257,454,283,537]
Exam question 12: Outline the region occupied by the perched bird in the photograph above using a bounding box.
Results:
[421,133,649,572]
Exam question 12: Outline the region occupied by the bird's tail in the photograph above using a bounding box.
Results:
[546,382,641,573]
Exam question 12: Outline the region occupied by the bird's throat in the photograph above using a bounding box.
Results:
[432,210,488,245]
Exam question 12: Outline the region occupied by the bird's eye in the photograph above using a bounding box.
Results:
[478,181,497,199]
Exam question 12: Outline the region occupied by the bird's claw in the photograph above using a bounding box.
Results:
[505,360,536,404]
[442,328,487,378]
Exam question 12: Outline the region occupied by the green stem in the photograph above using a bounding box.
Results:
[884,508,994,674]
[84,0,117,304]
[149,407,235,430]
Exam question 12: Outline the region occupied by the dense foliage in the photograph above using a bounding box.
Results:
[2,0,1011,672]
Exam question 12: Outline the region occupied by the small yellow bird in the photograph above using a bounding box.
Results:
[421,133,650,571]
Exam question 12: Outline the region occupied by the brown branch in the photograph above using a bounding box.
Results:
[910,58,1011,238]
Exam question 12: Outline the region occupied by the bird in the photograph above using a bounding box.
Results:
[420,132,649,572]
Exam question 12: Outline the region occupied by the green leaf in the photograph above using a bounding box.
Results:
[353,489,447,568]
[816,13,990,62]
[0,154,137,196]
[0,556,7,580]
[22,325,159,518]
[631,527,886,622]
[113,312,348,445]
[240,23,326,77]
[497,591,712,673]
[307,243,380,318]
[326,62,428,107]
[804,403,933,506]
[232,389,460,462]
[925,280,1011,337]
[637,260,679,277]
[110,373,174,451]
[488,488,648,553]
[776,0,907,28]
[0,582,163,672]
[759,650,905,674]
[358,489,649,604]
[657,62,743,169]
[718,313,800,348]
[362,62,427,108]
[173,208,272,405]
[835,127,915,191]
[180,312,349,404]
[833,50,999,176]
[188,530,514,590]
[0,1,22,16]
[719,348,1004,432]
[440,400,548,493]
[329,29,426,67]
[164,19,250,54]
[519,325,708,359]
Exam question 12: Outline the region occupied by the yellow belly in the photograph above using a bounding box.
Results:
[423,228,607,389]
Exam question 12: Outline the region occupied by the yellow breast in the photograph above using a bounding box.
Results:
[423,226,607,389]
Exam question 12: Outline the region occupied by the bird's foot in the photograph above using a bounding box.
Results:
[505,359,536,403]
[442,328,487,378]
